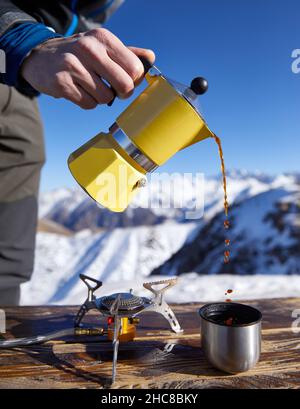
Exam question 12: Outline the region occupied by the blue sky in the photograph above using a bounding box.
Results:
[39,0,300,191]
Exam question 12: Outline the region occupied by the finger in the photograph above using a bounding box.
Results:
[74,32,135,98]
[91,54,135,99]
[65,82,98,110]
[127,47,156,67]
[127,47,156,85]
[89,29,145,83]
[106,41,145,82]
[73,69,115,104]
[62,53,115,105]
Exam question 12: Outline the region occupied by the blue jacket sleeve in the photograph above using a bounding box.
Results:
[0,22,62,93]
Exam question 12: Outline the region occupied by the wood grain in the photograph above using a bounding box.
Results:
[0,298,299,389]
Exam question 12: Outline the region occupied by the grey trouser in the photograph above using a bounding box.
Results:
[0,84,45,306]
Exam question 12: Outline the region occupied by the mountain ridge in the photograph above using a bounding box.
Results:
[20,171,300,305]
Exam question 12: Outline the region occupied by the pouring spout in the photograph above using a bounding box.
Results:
[180,122,214,151]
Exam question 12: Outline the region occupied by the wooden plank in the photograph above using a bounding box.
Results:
[0,298,299,389]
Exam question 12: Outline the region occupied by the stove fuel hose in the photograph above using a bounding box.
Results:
[0,328,74,348]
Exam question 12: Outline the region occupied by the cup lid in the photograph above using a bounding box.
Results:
[147,66,208,116]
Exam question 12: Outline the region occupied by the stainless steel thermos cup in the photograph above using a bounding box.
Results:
[199,302,262,373]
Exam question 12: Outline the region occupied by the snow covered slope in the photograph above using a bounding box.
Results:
[21,222,196,305]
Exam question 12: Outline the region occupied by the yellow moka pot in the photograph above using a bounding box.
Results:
[68,66,214,212]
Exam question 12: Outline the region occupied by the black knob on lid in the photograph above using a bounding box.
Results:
[190,77,208,95]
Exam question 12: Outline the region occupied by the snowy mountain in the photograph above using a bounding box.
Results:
[20,171,300,305]
[22,222,196,305]
[39,171,299,230]
[153,187,300,276]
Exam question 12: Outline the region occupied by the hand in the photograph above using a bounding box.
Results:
[21,28,155,109]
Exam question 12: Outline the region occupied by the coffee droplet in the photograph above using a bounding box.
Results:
[224,250,230,258]
[225,239,230,246]
[224,219,230,229]
[227,289,233,294]
[225,299,232,303]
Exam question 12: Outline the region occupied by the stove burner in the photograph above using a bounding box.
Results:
[100,293,148,312]
[75,274,183,384]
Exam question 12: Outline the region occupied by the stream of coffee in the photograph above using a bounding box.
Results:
[211,134,235,325]
[211,134,230,265]
[211,134,229,216]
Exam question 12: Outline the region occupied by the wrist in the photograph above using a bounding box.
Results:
[0,22,62,93]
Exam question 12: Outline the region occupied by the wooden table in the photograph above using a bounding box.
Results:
[0,298,299,389]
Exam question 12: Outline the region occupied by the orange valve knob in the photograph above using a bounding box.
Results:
[107,317,114,325]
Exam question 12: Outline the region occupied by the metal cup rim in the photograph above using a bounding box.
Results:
[199,302,262,328]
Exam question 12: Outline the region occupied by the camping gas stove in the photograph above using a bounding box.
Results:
[74,274,183,383]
